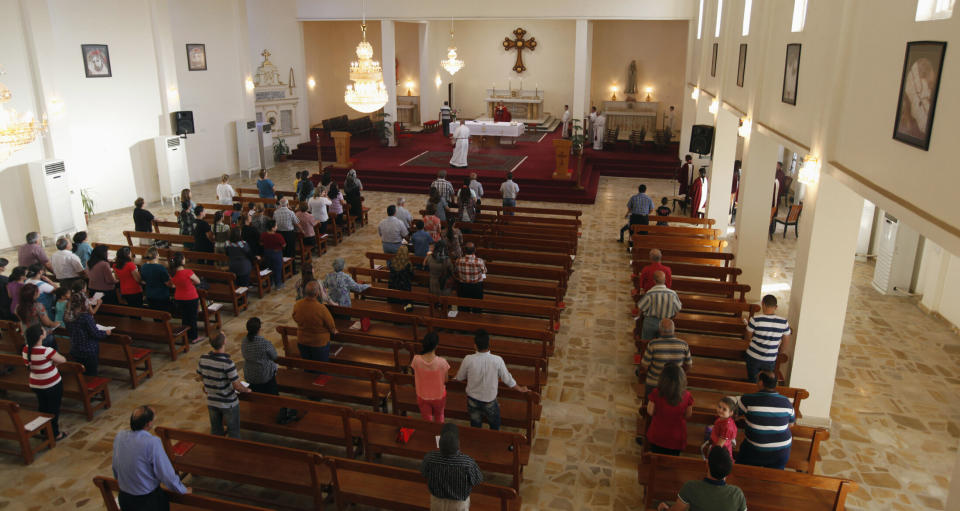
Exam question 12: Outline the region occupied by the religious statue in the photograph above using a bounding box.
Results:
[626,60,638,95]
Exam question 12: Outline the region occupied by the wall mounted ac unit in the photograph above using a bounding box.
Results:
[872,211,919,295]
[28,159,75,238]
[154,136,190,207]
[236,119,258,179]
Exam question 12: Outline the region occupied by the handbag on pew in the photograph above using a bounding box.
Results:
[152,239,171,249]
[276,407,302,425]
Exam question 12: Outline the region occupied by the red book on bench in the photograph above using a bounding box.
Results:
[396,427,415,443]
[633,354,644,365]
[313,375,331,386]
[361,317,371,332]
[172,441,195,456]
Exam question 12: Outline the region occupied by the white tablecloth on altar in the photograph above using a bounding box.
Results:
[464,121,525,137]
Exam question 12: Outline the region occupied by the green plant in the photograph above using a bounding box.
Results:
[80,189,95,216]
[272,138,290,160]
[571,119,586,155]
[373,111,393,145]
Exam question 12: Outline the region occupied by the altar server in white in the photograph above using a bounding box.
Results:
[588,106,598,143]
[450,120,470,168]
[592,111,606,150]
[561,105,571,138]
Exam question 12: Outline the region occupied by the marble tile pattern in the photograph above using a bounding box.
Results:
[0,163,956,510]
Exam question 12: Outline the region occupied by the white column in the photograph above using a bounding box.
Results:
[733,131,778,302]
[380,19,398,147]
[418,21,431,126]
[571,19,592,121]
[678,88,697,161]
[705,108,737,234]
[148,0,180,133]
[787,170,863,425]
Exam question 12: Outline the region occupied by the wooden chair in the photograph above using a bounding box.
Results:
[604,127,620,146]
[54,333,153,388]
[0,399,55,464]
[629,128,646,151]
[774,203,804,239]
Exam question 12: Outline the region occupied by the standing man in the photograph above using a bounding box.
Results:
[619,184,654,243]
[196,333,250,438]
[292,281,338,363]
[18,232,53,273]
[561,105,571,138]
[656,446,747,511]
[468,172,484,202]
[455,330,528,430]
[639,319,692,396]
[440,101,452,137]
[112,405,191,510]
[431,170,456,204]
[273,198,300,262]
[395,197,413,229]
[592,110,606,151]
[663,105,676,141]
[678,154,694,197]
[421,423,483,511]
[636,271,682,340]
[638,249,672,292]
[499,172,519,215]
[587,106,598,144]
[51,236,86,289]
[377,205,409,254]
[743,294,791,382]
[455,243,486,312]
[736,370,795,469]
[449,120,470,169]
[690,167,708,218]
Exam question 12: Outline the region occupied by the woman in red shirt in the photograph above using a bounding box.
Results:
[21,324,68,440]
[645,362,694,456]
[423,203,442,242]
[168,252,204,343]
[259,219,286,289]
[113,247,143,307]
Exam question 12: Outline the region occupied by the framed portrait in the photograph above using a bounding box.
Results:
[81,44,111,78]
[893,41,947,150]
[781,43,801,105]
[186,43,207,71]
[737,44,748,87]
[711,43,719,77]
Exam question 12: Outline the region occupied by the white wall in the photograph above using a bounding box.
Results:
[296,0,696,21]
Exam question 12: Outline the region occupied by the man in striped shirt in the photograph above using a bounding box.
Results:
[744,294,792,382]
[640,319,692,396]
[636,271,682,340]
[737,370,795,469]
[421,423,483,510]
[196,333,250,438]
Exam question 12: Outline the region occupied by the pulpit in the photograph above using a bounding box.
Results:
[331,131,352,169]
[552,139,572,180]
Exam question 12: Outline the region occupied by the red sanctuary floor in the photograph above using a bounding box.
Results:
[294,129,681,204]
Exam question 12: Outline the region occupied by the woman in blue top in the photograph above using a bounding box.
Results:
[139,247,173,312]
[72,231,93,269]
[64,289,107,376]
[257,169,275,199]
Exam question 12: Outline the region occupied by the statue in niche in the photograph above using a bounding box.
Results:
[625,60,638,97]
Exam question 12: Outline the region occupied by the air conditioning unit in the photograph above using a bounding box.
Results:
[236,119,258,179]
[872,211,919,295]
[154,136,190,208]
[256,121,275,171]
[28,160,75,238]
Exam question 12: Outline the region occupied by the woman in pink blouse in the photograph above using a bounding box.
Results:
[410,331,450,423]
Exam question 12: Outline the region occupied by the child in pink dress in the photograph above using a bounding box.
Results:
[410,331,450,423]
[702,396,738,459]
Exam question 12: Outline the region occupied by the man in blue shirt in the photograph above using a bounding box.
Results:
[619,184,654,244]
[112,405,190,510]
[410,219,434,259]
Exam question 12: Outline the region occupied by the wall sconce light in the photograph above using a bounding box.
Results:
[47,97,65,118]
[610,85,618,101]
[435,75,442,88]
[307,77,316,89]
[405,80,414,96]
[244,78,255,92]
[166,86,179,103]
[644,86,654,102]
[738,118,752,137]
[797,155,821,185]
[691,87,700,100]
[709,98,719,114]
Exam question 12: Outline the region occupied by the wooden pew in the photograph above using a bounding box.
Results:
[352,266,564,306]
[402,341,547,393]
[190,268,248,316]
[0,321,25,353]
[635,376,810,419]
[155,427,328,511]
[54,333,153,388]
[0,399,55,464]
[356,410,527,489]
[630,234,728,251]
[123,230,193,247]
[636,333,788,368]
[481,204,582,222]
[238,392,357,457]
[467,222,579,244]
[366,252,570,292]
[386,372,541,443]
[325,456,521,511]
[0,354,110,420]
[94,476,274,511]
[631,224,721,239]
[96,304,190,360]
[631,262,742,282]
[476,248,574,273]
[276,356,390,411]
[650,215,716,227]
[276,325,406,374]
[634,248,735,268]
[639,453,857,511]
[465,233,577,256]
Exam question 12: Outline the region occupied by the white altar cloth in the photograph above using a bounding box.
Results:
[464,121,525,137]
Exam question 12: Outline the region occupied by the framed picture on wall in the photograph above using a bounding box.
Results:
[186,44,207,71]
[893,41,947,150]
[81,44,111,78]
[737,44,747,87]
[711,43,719,77]
[781,43,802,105]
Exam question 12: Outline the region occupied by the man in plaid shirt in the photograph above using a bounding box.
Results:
[273,198,299,262]
[455,243,487,312]
[431,170,456,203]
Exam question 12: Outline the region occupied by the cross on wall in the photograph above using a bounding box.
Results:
[503,28,537,73]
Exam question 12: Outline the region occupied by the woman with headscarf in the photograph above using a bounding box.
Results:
[322,258,370,308]
[343,169,364,221]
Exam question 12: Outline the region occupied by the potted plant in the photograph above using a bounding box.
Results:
[80,188,95,223]
[373,111,393,146]
[571,120,586,155]
[273,138,290,162]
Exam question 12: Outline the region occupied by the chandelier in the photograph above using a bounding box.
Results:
[441,22,464,75]
[344,23,388,113]
[0,75,47,162]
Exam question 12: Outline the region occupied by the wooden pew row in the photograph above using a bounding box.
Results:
[630,224,721,239]
[464,222,580,245]
[94,476,273,511]
[631,262,742,282]
[639,453,857,511]
[276,356,390,412]
[636,333,788,372]
[652,215,716,227]
[405,341,548,393]
[234,188,370,227]
[635,375,810,419]
[476,248,574,274]
[366,251,569,292]
[465,234,577,256]
[0,354,110,421]
[238,391,357,457]
[630,234,728,251]
[0,399,55,464]
[633,248,735,268]
[479,204,582,222]
[95,304,190,360]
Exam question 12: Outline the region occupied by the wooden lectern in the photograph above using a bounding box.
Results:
[331,131,352,169]
[552,139,572,180]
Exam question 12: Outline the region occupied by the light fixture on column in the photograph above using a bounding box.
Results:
[691,87,700,100]
[738,117,752,137]
[644,86,654,102]
[709,98,719,114]
[441,19,464,76]
[0,72,48,163]
[405,80,414,96]
[797,155,821,185]
[344,5,388,114]
[307,77,316,89]
[245,77,255,92]
[610,85,618,101]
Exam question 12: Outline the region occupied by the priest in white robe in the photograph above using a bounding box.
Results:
[449,120,470,168]
[592,111,606,151]
[587,106,598,144]
[561,105,571,138]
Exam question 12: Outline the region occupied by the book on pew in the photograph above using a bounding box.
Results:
[96,325,115,333]
[349,321,362,330]
[374,264,385,270]
[329,344,343,358]
[396,427,415,443]
[90,292,104,305]
[234,287,248,295]
[633,354,644,365]
[313,375,331,386]
[23,416,51,432]
[447,310,458,318]
[348,318,371,331]
[171,441,195,456]
[207,303,223,312]
[435,435,441,448]
[259,269,271,276]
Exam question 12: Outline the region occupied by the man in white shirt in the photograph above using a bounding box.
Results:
[468,172,484,201]
[440,101,452,137]
[51,236,86,288]
[499,172,520,215]
[561,105,571,138]
[587,106,598,144]
[593,111,606,150]
[395,197,413,229]
[377,205,409,254]
[455,330,528,430]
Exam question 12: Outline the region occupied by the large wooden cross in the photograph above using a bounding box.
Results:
[503,28,537,73]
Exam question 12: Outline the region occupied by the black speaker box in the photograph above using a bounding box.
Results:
[173,111,195,135]
[689,124,715,155]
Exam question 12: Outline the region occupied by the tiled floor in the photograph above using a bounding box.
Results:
[0,162,957,510]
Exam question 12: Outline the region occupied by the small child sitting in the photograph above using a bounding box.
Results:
[656,198,672,226]
[702,396,738,459]
[54,287,72,324]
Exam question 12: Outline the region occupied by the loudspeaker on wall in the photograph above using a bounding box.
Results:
[172,111,195,136]
[689,124,715,155]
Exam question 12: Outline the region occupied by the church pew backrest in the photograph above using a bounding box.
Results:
[0,399,55,464]
[632,261,741,281]
[480,203,582,219]
[0,353,110,421]
[365,252,568,289]
[93,476,273,511]
[275,325,405,373]
[464,234,577,255]
[95,303,189,360]
[630,234,728,249]
[0,321,24,353]
[190,268,248,316]
[352,266,564,305]
[123,230,193,247]
[402,341,548,392]
[630,224,721,239]
[683,375,809,418]
[276,356,388,411]
[650,215,716,226]
[54,332,152,389]
[418,316,554,358]
[237,391,357,457]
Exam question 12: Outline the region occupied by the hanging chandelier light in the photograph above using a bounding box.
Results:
[344,8,388,114]
[441,20,464,76]
[0,72,48,162]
